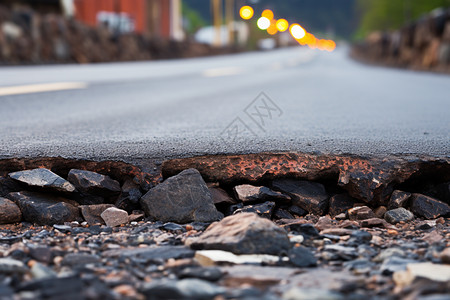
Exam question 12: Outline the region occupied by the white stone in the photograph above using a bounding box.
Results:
[100,207,129,227]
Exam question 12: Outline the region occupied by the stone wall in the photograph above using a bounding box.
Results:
[0,5,236,65]
[352,8,450,73]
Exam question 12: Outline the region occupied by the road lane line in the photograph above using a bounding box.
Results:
[202,67,243,78]
[0,82,88,97]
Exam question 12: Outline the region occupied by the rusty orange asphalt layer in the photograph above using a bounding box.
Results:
[162,152,450,205]
[0,153,449,206]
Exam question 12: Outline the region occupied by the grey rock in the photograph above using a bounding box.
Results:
[384,208,414,224]
[234,184,290,203]
[80,204,115,225]
[272,179,329,215]
[30,262,57,280]
[8,168,76,193]
[289,246,317,267]
[0,197,22,224]
[0,258,28,274]
[189,213,291,255]
[388,190,411,210]
[141,279,225,300]
[100,207,129,227]
[233,201,276,219]
[140,169,223,223]
[283,288,344,300]
[0,283,14,298]
[410,193,450,219]
[67,169,121,198]
[29,246,53,264]
[7,191,81,225]
[62,253,100,266]
[380,256,418,275]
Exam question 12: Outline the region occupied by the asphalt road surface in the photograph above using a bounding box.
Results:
[0,46,449,162]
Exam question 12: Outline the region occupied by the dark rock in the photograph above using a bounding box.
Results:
[178,267,224,282]
[234,184,290,203]
[384,208,414,224]
[140,169,223,223]
[349,230,372,244]
[62,253,100,266]
[7,191,81,225]
[80,204,115,225]
[18,275,83,299]
[348,206,375,221]
[289,246,317,267]
[272,179,329,215]
[189,213,291,255]
[288,205,307,217]
[0,176,22,197]
[100,207,129,227]
[388,190,411,209]
[115,179,142,213]
[103,246,195,264]
[273,208,295,220]
[141,279,225,300]
[207,184,237,205]
[433,181,450,204]
[329,194,358,217]
[0,197,22,224]
[410,193,450,219]
[67,169,121,198]
[8,168,76,193]
[225,203,244,216]
[283,222,320,238]
[234,201,275,219]
[29,246,53,264]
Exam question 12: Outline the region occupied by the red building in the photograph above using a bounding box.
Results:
[73,0,184,39]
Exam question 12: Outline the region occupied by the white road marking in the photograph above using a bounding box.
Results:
[202,67,243,78]
[0,82,88,97]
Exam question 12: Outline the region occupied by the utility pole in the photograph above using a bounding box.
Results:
[212,0,222,47]
[225,0,235,46]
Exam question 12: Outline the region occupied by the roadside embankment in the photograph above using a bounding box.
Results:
[352,8,450,73]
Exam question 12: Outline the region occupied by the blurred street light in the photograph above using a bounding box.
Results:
[239,6,254,20]
[276,19,289,32]
[289,24,306,39]
[257,17,271,30]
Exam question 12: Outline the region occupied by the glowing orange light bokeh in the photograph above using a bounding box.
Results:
[261,9,274,20]
[267,19,278,35]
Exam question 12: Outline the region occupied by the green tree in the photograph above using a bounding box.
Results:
[182,2,207,35]
[356,0,450,39]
